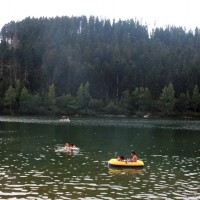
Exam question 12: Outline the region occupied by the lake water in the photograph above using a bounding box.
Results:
[0,116,199,199]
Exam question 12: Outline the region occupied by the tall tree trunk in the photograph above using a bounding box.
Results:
[116,74,119,105]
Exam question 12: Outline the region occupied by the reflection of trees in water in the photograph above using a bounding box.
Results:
[108,168,143,177]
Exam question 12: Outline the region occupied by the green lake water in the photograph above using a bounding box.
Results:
[0,116,199,199]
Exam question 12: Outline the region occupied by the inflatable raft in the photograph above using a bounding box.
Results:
[67,147,80,152]
[108,158,144,168]
[55,147,80,152]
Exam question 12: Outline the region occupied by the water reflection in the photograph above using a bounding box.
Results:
[108,168,144,177]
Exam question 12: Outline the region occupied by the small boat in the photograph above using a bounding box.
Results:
[59,116,70,122]
[144,113,150,118]
[68,147,80,152]
[108,158,144,168]
[55,147,80,152]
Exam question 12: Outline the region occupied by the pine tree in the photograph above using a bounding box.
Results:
[4,85,16,112]
[192,84,200,113]
[76,82,91,109]
[159,83,176,115]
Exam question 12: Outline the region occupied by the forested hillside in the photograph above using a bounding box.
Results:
[1,16,200,117]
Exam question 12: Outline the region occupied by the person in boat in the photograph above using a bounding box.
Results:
[65,143,70,151]
[69,144,76,149]
[130,151,137,162]
[117,155,125,161]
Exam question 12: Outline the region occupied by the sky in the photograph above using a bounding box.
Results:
[1,0,200,31]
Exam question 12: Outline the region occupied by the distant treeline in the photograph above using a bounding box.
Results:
[1,16,200,117]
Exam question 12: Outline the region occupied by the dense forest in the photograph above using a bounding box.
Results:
[1,16,200,117]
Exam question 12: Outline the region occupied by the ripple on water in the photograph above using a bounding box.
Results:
[0,117,200,199]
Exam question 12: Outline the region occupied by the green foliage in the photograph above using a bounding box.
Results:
[191,85,200,113]
[4,85,16,112]
[45,84,57,112]
[1,16,200,116]
[132,87,152,112]
[89,99,104,113]
[158,83,176,115]
[28,93,44,114]
[120,89,131,114]
[19,86,31,113]
[15,80,21,96]
[104,101,121,115]
[0,97,4,112]
[176,91,191,112]
[76,82,91,109]
[56,94,78,115]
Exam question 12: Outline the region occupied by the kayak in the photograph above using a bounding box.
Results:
[108,158,144,168]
